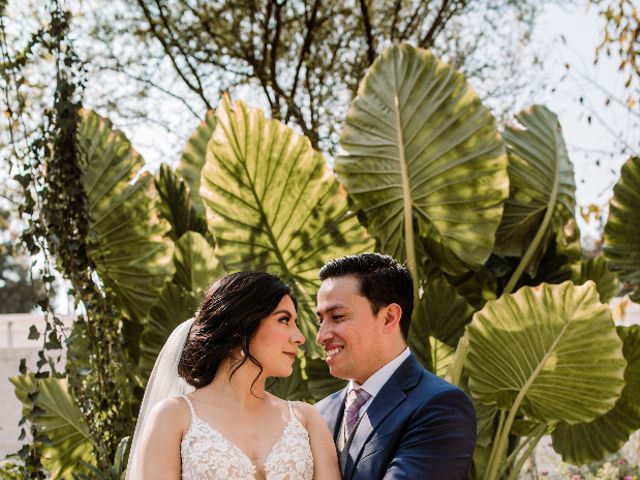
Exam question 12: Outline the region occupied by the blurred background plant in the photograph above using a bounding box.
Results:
[0,204,43,313]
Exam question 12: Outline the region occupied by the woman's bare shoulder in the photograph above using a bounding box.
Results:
[148,396,191,429]
[290,401,325,427]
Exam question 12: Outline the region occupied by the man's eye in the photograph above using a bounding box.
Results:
[332,315,344,321]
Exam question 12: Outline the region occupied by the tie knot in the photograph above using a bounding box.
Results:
[347,387,371,409]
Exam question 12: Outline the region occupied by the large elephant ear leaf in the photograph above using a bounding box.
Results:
[411,275,476,347]
[201,96,373,356]
[572,254,618,303]
[428,338,455,377]
[465,281,625,425]
[337,43,509,275]
[155,164,210,241]
[604,156,640,302]
[408,274,476,372]
[495,105,577,279]
[76,110,175,321]
[551,325,640,464]
[139,282,201,377]
[11,375,94,479]
[519,234,582,290]
[173,231,223,293]
[176,109,217,215]
[140,232,220,376]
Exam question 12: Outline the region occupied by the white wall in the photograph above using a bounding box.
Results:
[0,314,73,458]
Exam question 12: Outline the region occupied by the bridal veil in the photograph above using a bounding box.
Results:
[126,318,195,479]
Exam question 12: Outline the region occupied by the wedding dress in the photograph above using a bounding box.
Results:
[126,319,315,480]
[180,397,314,480]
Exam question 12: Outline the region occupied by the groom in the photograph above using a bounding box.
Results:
[315,253,476,479]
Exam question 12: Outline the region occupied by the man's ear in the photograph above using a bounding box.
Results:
[381,303,402,333]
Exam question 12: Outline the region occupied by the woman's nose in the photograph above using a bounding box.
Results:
[292,325,305,345]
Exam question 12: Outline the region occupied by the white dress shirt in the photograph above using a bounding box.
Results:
[347,347,411,419]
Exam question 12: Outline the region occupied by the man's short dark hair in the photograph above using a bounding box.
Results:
[319,253,413,339]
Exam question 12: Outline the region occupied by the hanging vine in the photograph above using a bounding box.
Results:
[1,0,134,473]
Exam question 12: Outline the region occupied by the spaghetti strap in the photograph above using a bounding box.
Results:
[182,395,195,417]
[287,401,298,422]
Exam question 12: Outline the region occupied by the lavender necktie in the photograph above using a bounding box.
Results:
[344,387,371,437]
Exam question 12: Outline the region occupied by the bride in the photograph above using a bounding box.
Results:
[127,271,340,480]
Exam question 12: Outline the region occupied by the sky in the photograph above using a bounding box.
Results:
[532,1,638,209]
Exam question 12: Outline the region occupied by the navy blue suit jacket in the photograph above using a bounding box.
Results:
[315,354,476,480]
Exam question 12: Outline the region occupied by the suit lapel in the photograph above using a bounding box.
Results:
[343,355,423,480]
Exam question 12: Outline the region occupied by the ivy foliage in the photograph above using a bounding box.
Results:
[1,0,136,473]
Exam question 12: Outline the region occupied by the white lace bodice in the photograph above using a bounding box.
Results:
[180,396,314,480]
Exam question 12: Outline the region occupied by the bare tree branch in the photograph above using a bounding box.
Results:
[76,0,548,155]
[359,0,376,66]
[95,64,202,119]
[134,0,213,109]
[572,68,640,119]
[399,2,427,41]
[269,0,286,118]
[390,0,402,41]
[287,0,320,123]
[153,0,212,109]
[271,78,317,146]
[420,0,453,49]
[261,0,274,73]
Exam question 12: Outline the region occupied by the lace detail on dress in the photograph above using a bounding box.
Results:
[180,397,313,480]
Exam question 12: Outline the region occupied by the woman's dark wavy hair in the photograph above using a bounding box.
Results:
[178,271,296,390]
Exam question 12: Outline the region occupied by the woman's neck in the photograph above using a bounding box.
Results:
[201,358,268,410]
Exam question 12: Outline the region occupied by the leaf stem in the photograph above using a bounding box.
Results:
[445,336,469,386]
[497,423,545,479]
[484,318,571,480]
[506,425,547,480]
[485,408,506,480]
[504,114,562,295]
[503,200,554,294]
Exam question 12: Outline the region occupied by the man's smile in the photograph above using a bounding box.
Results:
[325,345,345,362]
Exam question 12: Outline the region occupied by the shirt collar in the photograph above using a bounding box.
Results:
[348,347,411,399]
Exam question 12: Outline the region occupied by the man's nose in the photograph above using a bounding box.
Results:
[316,321,330,344]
